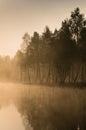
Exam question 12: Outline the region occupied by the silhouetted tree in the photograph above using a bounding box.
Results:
[69,7,86,43]
[5,7,86,85]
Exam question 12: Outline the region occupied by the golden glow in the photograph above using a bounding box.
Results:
[0,0,86,57]
[0,104,25,130]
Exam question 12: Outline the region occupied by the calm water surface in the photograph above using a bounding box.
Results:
[0,104,25,130]
[0,82,85,130]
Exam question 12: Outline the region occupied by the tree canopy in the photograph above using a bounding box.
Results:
[0,7,86,85]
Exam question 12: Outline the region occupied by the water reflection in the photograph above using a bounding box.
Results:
[0,104,25,130]
[0,83,85,130]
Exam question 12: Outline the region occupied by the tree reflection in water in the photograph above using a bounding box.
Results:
[17,93,85,130]
[0,85,85,130]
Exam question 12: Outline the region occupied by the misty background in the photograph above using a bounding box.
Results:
[0,0,86,57]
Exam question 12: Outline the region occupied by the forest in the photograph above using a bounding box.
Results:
[0,7,86,86]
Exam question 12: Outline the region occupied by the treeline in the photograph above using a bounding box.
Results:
[0,56,18,81]
[0,7,86,85]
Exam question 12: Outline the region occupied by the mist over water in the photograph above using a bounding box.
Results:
[0,82,85,130]
[0,0,86,129]
[0,104,25,130]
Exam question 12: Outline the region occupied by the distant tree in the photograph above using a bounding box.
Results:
[54,20,76,83]
[42,26,54,84]
[21,32,31,53]
[69,7,86,43]
[15,50,25,81]
[42,26,52,44]
[30,32,41,82]
[79,27,86,62]
[78,27,86,82]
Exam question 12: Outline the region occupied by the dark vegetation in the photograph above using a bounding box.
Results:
[1,8,86,86]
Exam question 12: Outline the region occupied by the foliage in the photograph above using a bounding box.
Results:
[1,7,86,85]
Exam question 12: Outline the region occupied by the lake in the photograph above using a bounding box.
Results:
[0,82,85,130]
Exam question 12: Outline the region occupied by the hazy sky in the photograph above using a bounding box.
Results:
[0,0,86,57]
